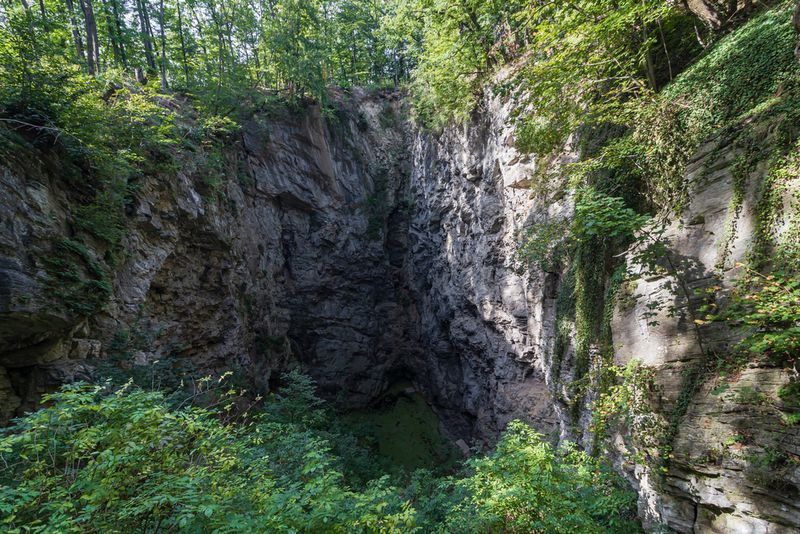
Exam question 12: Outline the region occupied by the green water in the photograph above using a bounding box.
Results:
[341,383,461,472]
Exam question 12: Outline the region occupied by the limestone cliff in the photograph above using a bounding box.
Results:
[1,82,798,533]
[0,90,416,415]
[402,92,800,530]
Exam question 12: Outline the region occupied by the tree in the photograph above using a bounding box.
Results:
[65,0,87,64]
[135,0,157,73]
[79,0,100,73]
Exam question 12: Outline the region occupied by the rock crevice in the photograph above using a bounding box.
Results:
[1,89,798,532]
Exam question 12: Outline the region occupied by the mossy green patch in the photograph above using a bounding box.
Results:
[41,237,112,316]
[342,382,460,472]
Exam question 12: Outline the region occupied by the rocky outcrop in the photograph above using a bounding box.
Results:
[610,130,800,532]
[684,0,756,30]
[402,91,799,529]
[0,90,417,416]
[403,96,573,441]
[1,84,797,532]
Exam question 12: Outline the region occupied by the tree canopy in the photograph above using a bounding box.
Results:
[0,0,412,112]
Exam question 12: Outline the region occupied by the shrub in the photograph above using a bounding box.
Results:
[0,380,414,533]
[0,376,642,533]
[444,421,641,533]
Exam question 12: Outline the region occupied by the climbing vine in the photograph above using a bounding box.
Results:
[516,3,800,476]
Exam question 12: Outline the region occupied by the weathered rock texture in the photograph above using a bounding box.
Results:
[0,90,416,415]
[1,87,798,532]
[404,94,799,530]
[610,128,800,532]
[403,96,573,442]
[406,95,800,531]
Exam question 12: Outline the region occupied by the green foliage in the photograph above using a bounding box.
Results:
[339,386,460,473]
[0,0,408,113]
[624,2,800,209]
[514,220,569,271]
[0,0,416,258]
[591,362,663,455]
[517,188,648,271]
[510,0,680,154]
[41,237,113,316]
[712,264,800,362]
[513,3,800,470]
[573,188,650,242]
[399,0,527,127]
[1,75,181,253]
[442,421,641,533]
[744,448,800,489]
[73,180,128,246]
[516,187,651,427]
[0,377,415,533]
[778,381,800,408]
[392,0,691,133]
[0,372,642,532]
[269,368,327,426]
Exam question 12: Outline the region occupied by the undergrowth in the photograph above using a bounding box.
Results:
[0,371,641,533]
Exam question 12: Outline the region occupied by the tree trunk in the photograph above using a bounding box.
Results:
[64,0,87,64]
[18,0,35,36]
[176,0,190,86]
[190,6,211,77]
[78,0,100,74]
[111,0,128,67]
[136,0,157,72]
[37,0,48,30]
[157,0,168,90]
[100,0,122,66]
[642,23,658,91]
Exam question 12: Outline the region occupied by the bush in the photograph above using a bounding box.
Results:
[442,421,641,533]
[0,379,413,533]
[0,374,642,533]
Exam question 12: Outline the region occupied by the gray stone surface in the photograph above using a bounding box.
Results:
[1,88,797,531]
[0,90,417,415]
[608,131,800,532]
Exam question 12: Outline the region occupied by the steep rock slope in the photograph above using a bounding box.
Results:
[1,57,798,534]
[610,128,800,532]
[405,95,799,531]
[0,91,416,415]
[404,95,573,441]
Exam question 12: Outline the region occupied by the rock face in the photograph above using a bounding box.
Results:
[405,96,800,530]
[1,88,798,532]
[0,90,417,414]
[404,95,800,530]
[610,130,800,532]
[403,97,571,441]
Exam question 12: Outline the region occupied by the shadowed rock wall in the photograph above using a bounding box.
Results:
[0,90,416,414]
[1,87,798,532]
